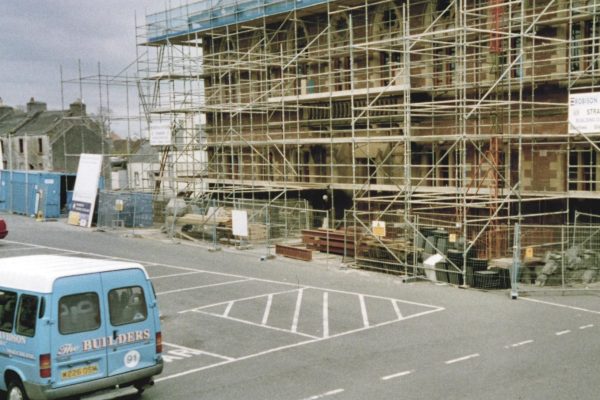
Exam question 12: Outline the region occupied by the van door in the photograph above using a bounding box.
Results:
[101,269,156,377]
[52,274,108,387]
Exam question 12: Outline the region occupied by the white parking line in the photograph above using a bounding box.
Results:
[292,289,304,333]
[555,330,571,336]
[579,324,594,330]
[323,292,329,338]
[300,388,345,400]
[504,340,534,349]
[521,297,600,315]
[163,342,234,361]
[381,370,413,381]
[152,271,204,279]
[262,294,273,325]
[194,309,319,339]
[445,353,480,365]
[223,301,234,317]
[179,288,302,314]
[157,278,251,295]
[359,295,369,328]
[392,300,403,320]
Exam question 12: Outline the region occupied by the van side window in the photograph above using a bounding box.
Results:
[59,293,101,334]
[0,290,18,332]
[16,295,38,337]
[108,286,147,326]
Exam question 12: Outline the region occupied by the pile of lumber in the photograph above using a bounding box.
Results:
[301,228,360,255]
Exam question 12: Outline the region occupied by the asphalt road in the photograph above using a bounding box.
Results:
[2,214,600,400]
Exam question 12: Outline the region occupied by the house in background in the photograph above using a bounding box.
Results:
[111,138,161,191]
[0,97,110,173]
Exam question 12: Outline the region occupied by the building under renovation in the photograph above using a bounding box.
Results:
[136,1,600,287]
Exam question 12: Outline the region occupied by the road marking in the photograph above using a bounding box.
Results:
[445,353,480,365]
[6,241,446,382]
[292,289,304,333]
[163,342,234,361]
[504,340,534,349]
[359,294,369,328]
[262,294,273,325]
[556,330,571,336]
[157,278,251,295]
[157,307,444,382]
[323,292,329,338]
[152,271,204,279]
[392,300,403,320]
[179,288,302,314]
[381,370,413,381]
[223,301,234,317]
[300,388,344,400]
[194,309,319,339]
[521,297,600,315]
[579,324,594,330]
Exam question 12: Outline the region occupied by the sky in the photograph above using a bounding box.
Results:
[0,1,176,134]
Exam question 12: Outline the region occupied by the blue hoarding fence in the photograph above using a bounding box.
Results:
[0,170,71,219]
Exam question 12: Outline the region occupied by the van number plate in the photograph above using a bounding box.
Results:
[61,364,99,380]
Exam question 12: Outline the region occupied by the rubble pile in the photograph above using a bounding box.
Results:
[535,245,599,287]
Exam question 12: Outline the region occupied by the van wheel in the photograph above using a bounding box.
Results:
[133,384,145,396]
[7,379,29,400]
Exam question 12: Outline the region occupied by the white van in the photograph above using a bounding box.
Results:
[0,255,163,400]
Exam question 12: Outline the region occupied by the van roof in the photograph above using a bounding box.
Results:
[0,255,150,293]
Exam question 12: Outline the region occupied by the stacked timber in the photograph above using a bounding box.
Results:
[301,228,361,255]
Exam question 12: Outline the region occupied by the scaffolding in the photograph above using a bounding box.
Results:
[136,0,600,283]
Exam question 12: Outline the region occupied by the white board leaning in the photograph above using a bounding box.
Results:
[568,92,600,134]
[232,210,249,237]
[68,154,103,228]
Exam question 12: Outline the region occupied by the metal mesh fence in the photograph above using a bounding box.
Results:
[97,191,155,228]
[164,197,329,256]
[343,209,600,291]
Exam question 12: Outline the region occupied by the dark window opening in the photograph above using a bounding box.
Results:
[108,286,147,326]
[59,292,101,334]
[0,290,18,332]
[16,295,38,337]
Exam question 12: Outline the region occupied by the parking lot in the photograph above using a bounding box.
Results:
[3,215,600,399]
[0,236,444,387]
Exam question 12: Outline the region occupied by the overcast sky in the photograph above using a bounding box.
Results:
[0,1,175,123]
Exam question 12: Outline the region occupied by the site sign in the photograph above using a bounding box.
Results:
[150,122,172,146]
[68,154,103,228]
[568,92,600,134]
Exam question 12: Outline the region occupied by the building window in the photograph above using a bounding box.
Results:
[134,171,140,186]
[434,45,455,86]
[571,19,600,73]
[18,138,24,153]
[37,138,43,153]
[571,23,583,72]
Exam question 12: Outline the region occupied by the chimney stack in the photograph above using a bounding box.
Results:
[69,99,86,116]
[26,97,47,114]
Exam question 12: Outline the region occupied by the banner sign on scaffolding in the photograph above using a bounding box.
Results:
[568,92,600,134]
